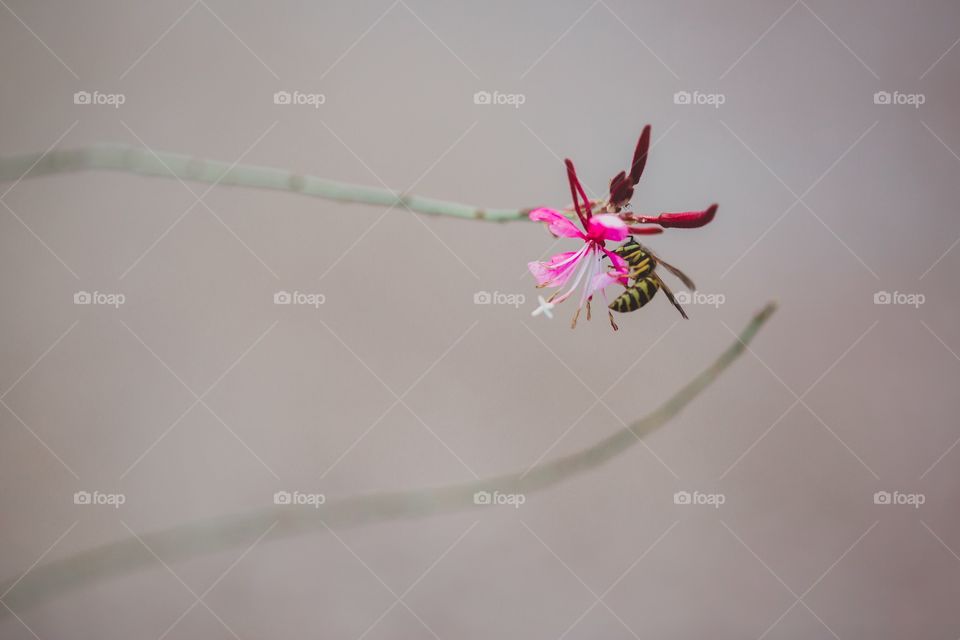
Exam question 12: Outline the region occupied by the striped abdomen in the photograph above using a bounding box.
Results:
[609,276,660,313]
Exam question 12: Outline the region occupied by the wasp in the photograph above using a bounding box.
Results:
[608,238,695,320]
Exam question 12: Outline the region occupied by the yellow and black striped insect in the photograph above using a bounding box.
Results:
[608,238,695,319]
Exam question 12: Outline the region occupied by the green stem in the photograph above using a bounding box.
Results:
[0,144,532,221]
[0,303,776,615]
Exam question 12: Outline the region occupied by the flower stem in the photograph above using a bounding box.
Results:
[0,302,776,615]
[0,144,532,222]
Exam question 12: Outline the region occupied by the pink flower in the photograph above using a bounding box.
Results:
[527,125,718,330]
[527,162,630,328]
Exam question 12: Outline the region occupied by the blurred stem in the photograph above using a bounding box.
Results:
[0,144,532,221]
[0,303,776,615]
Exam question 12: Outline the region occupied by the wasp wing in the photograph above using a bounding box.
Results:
[648,251,696,290]
[655,274,689,320]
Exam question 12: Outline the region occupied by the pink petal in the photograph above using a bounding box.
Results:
[626,225,665,235]
[586,270,623,300]
[580,255,627,303]
[578,252,628,307]
[599,248,631,287]
[551,248,597,304]
[636,204,718,229]
[529,208,584,238]
[528,247,587,288]
[585,214,629,242]
[602,248,629,274]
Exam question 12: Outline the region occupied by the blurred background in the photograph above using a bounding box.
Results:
[1,1,959,637]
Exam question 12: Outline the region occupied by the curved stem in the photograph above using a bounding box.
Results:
[0,303,776,615]
[0,144,532,222]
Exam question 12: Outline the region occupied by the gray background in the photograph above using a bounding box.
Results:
[2,0,960,638]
